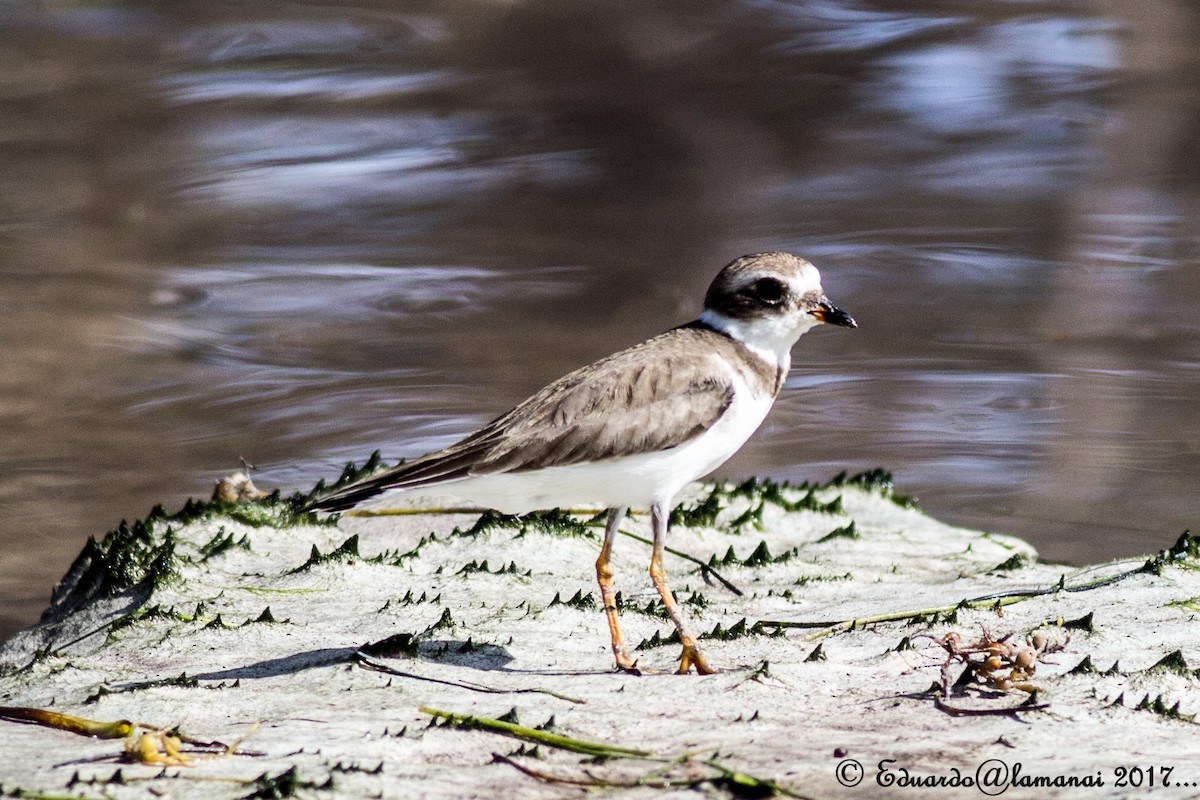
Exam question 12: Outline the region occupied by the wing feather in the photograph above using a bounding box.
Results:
[311,326,748,511]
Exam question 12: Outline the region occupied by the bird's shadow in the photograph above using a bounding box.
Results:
[410,638,514,670]
[193,647,359,682]
[192,638,515,682]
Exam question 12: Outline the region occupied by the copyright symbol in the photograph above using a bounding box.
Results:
[835,758,864,787]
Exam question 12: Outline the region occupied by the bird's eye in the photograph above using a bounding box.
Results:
[750,277,786,304]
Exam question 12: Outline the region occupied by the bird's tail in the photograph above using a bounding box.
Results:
[303,451,398,512]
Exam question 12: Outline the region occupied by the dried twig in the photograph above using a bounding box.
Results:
[616,529,744,596]
[345,507,745,595]
[934,696,1049,717]
[356,653,585,704]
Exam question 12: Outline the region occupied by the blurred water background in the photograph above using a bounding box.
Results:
[1,0,1198,641]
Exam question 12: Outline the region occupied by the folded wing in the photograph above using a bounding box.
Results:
[310,328,736,511]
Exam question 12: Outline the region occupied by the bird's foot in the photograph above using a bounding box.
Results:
[613,651,642,676]
[676,643,717,675]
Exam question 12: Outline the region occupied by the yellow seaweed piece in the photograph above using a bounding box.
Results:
[0,706,134,739]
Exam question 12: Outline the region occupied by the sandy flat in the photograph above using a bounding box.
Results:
[1,473,1198,799]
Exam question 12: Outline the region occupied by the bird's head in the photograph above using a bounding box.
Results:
[699,252,855,366]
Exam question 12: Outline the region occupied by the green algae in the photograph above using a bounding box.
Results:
[548,589,597,610]
[199,528,252,559]
[46,523,180,621]
[463,509,594,540]
[636,617,783,651]
[456,559,529,577]
[817,521,858,543]
[287,535,361,574]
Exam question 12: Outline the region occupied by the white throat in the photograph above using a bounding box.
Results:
[698,308,814,372]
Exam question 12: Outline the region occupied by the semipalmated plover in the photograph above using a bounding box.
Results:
[312,252,855,674]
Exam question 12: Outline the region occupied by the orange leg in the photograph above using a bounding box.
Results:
[649,502,716,675]
[596,507,640,673]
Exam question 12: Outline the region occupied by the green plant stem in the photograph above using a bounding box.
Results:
[426,707,809,798]
[420,707,650,759]
[758,561,1155,642]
